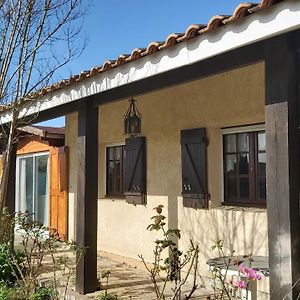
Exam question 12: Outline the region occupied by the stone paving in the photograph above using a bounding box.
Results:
[39,250,213,299]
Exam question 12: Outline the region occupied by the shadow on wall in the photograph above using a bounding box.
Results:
[167,195,179,235]
[179,204,268,265]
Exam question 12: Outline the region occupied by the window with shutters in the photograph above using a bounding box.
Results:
[180,128,209,209]
[106,145,125,197]
[223,130,266,207]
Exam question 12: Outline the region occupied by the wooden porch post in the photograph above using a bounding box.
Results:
[265,33,300,299]
[76,102,98,294]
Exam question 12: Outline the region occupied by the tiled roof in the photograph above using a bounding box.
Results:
[19,125,65,137]
[32,125,65,135]
[11,0,287,103]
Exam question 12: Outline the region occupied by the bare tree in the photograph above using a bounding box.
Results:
[0,0,88,217]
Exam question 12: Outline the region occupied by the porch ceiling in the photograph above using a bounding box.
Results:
[1,0,300,123]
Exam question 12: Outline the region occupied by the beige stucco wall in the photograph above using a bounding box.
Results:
[65,62,268,293]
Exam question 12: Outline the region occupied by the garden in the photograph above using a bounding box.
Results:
[0,206,265,300]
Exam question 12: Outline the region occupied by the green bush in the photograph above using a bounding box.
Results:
[98,292,119,300]
[0,243,25,285]
[0,283,22,300]
[29,286,57,300]
[0,283,13,299]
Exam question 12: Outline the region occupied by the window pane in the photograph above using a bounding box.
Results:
[225,155,237,174]
[226,177,237,199]
[238,153,249,174]
[108,148,114,160]
[114,161,121,192]
[258,132,266,151]
[115,147,122,160]
[107,161,114,191]
[258,153,266,177]
[106,146,124,195]
[18,157,34,221]
[259,177,266,199]
[239,178,249,198]
[35,155,49,226]
[115,175,121,193]
[225,134,236,153]
[238,133,249,152]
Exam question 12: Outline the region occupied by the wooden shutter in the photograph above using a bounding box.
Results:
[58,147,68,192]
[124,137,146,205]
[180,128,209,209]
[49,146,68,241]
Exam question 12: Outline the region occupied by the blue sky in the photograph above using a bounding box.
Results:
[39,0,244,127]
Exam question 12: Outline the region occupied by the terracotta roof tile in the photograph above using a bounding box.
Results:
[126,48,146,62]
[0,0,286,110]
[203,15,230,32]
[145,41,164,54]
[114,54,130,66]
[100,60,113,71]
[223,3,257,24]
[249,0,282,12]
[158,33,184,50]
[177,24,206,42]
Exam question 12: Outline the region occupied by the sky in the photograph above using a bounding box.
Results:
[39,0,245,127]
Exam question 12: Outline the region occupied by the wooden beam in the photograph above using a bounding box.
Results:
[75,102,98,294]
[265,32,300,299]
[28,100,80,124]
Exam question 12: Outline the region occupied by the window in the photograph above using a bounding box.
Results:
[105,138,146,204]
[223,130,266,206]
[106,145,125,196]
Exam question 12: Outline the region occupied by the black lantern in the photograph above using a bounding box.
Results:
[124,98,141,136]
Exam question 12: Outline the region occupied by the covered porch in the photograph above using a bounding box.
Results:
[2,1,300,299]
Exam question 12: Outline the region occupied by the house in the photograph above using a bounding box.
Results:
[11,126,68,240]
[1,0,300,299]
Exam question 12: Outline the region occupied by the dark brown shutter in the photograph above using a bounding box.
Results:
[124,137,146,205]
[180,128,209,209]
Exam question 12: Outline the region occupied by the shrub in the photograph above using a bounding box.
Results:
[139,205,200,300]
[0,243,25,285]
[0,283,23,300]
[98,292,118,300]
[0,208,15,244]
[29,286,58,300]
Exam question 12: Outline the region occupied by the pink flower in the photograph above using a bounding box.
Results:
[238,264,262,281]
[256,274,262,280]
[238,264,247,273]
[235,280,246,289]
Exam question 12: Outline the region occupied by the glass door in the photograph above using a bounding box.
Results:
[16,153,49,226]
[18,157,34,221]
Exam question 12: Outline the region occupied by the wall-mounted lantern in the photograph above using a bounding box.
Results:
[124,98,141,137]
